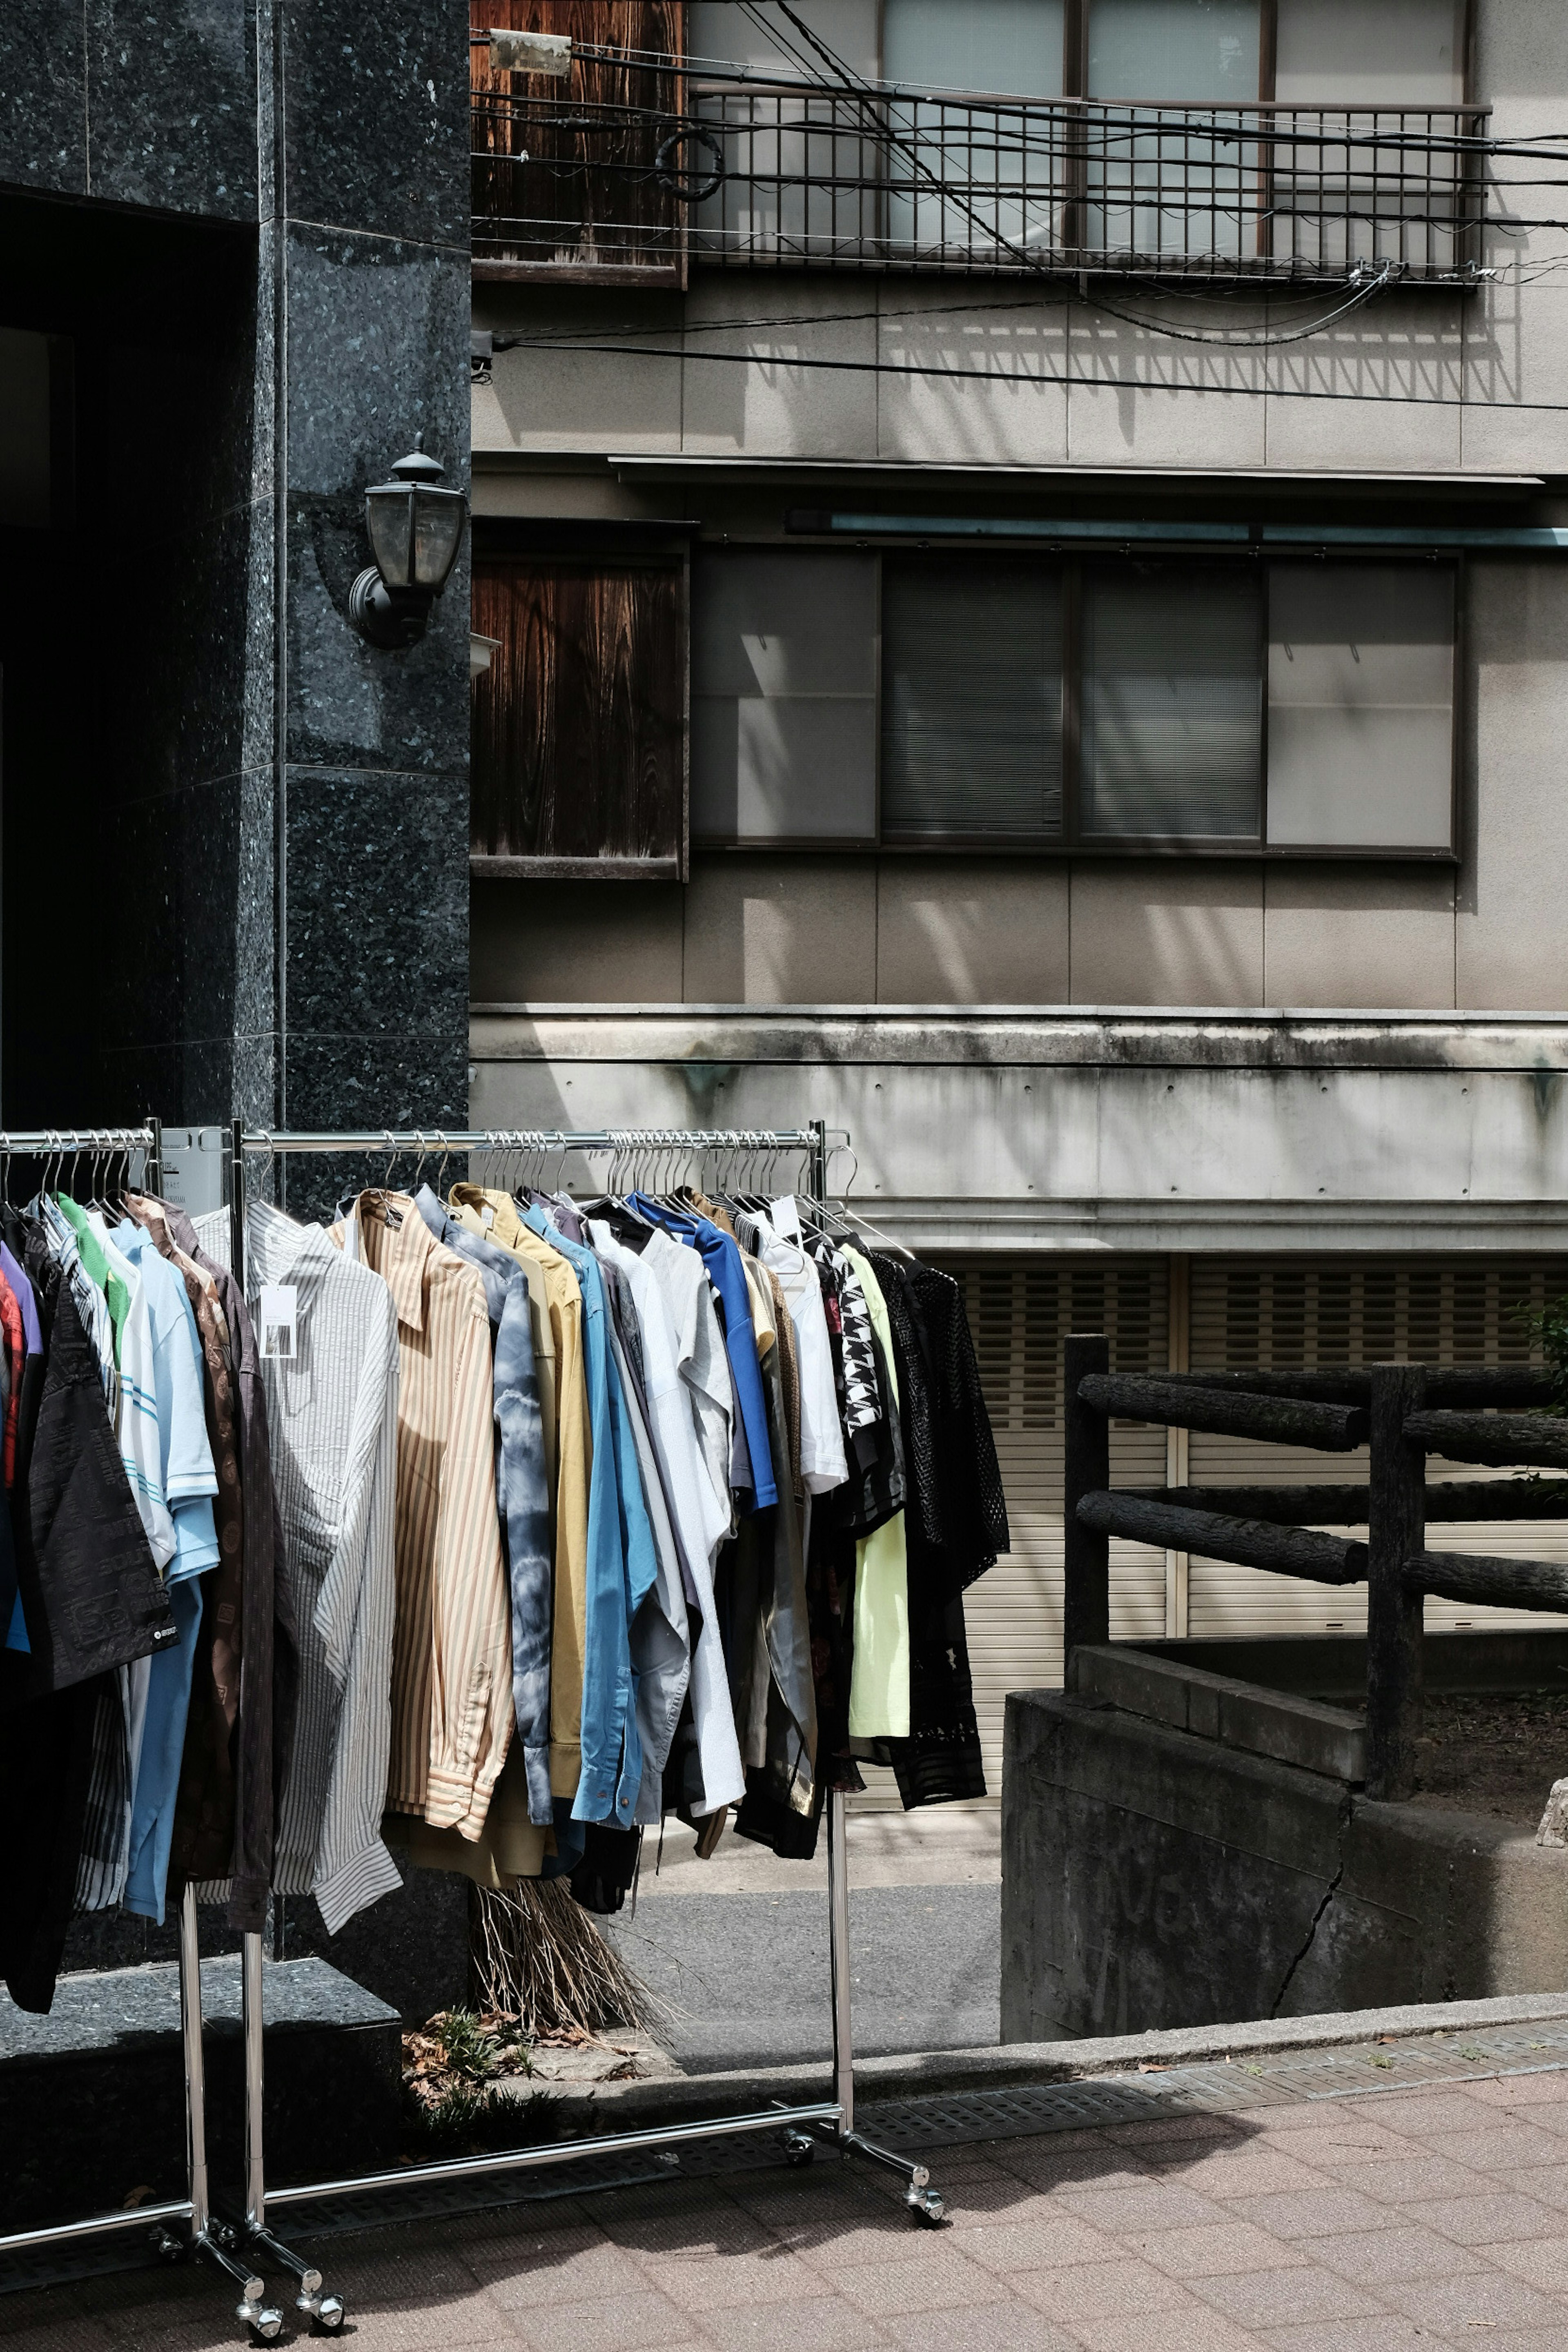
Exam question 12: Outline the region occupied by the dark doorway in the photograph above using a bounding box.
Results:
[0,189,260,1127]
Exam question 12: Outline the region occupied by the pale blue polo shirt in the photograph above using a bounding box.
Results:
[114,1222,221,1924]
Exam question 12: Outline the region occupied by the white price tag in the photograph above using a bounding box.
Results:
[481,1203,496,1228]
[770,1194,802,1242]
[259,1284,299,1361]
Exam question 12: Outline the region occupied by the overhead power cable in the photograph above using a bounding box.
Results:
[492,332,1568,417]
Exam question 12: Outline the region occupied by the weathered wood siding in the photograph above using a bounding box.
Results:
[472,0,686,278]
[471,559,686,869]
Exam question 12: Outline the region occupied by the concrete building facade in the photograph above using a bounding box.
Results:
[468,0,1568,1787]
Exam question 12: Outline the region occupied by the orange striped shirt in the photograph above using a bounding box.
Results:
[331,1195,511,1838]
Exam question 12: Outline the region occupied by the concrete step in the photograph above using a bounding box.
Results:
[0,1957,401,2235]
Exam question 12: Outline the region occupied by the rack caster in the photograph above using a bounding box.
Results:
[198,2223,285,2342]
[241,2219,346,2332]
[780,2129,815,2168]
[906,2183,946,2226]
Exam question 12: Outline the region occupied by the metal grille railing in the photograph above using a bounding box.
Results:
[472,60,1491,284]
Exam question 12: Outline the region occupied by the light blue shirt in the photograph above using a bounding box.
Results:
[114,1223,220,1922]
[521,1205,657,1824]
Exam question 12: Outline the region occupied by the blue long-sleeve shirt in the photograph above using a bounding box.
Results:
[521,1205,657,1824]
[626,1194,776,1511]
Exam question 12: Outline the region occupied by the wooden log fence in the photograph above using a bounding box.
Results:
[1062,1331,1568,1805]
[1117,1480,1568,1526]
[1403,1410,1568,1471]
[1151,1369,1556,1410]
[1075,1490,1367,1585]
[1076,1372,1369,1452]
[1403,1550,1568,1613]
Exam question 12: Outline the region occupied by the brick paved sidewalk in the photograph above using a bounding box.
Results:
[9,2066,1568,2351]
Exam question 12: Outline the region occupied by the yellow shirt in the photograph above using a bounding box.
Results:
[449,1186,590,1803]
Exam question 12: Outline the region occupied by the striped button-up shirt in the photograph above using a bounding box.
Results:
[334,1195,512,1838]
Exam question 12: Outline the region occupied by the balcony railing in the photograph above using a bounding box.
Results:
[472,60,1491,286]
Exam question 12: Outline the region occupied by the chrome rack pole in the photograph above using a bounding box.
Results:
[807,1117,945,2224]
[167,1887,283,2339]
[223,1122,347,2331]
[238,1936,343,2330]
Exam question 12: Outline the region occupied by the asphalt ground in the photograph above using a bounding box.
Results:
[602,1880,1003,2071]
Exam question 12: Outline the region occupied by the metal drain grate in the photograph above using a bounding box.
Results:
[9,2025,1568,2298]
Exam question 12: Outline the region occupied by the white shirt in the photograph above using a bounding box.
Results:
[752,1213,848,1496]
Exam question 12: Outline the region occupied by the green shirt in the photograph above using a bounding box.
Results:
[53,1194,131,1359]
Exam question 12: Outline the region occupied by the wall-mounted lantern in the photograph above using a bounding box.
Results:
[347,437,468,650]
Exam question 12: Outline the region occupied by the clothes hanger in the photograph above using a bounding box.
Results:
[829,1145,918,1264]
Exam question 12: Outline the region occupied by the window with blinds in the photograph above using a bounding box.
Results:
[936,1256,1170,1797]
[882,560,1065,842]
[1187,1255,1568,1639]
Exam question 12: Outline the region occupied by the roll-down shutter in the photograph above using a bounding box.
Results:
[1187,1254,1568,1637]
[940,1257,1169,1796]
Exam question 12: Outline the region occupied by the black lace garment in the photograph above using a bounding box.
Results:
[869,1256,1010,1809]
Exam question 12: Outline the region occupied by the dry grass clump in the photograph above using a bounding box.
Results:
[470,1878,666,2039]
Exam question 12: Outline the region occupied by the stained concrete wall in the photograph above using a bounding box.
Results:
[1001,1689,1568,2042]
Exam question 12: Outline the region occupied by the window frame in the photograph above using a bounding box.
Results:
[688,542,1462,863]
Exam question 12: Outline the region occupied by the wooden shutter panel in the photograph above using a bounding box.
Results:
[472,1,686,282]
[471,559,688,877]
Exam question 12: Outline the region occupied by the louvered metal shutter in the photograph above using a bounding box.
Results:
[929,1256,1171,1797]
[1187,1255,1568,1637]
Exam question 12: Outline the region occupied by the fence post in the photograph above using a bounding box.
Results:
[1065,1334,1111,1668]
[1367,1361,1427,1800]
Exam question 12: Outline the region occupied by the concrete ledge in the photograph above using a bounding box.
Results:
[1071,1643,1365,1781]
[1,1959,402,2233]
[489,1989,1568,2154]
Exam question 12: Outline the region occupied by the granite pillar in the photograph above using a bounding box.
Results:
[272,0,472,1164]
[0,1,472,1143]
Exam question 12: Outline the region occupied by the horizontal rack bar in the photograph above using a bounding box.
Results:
[263,2101,845,2211]
[0,2196,192,2257]
[238,1129,822,1153]
[0,1127,157,1152]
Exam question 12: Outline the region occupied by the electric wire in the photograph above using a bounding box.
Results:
[486,332,1568,419]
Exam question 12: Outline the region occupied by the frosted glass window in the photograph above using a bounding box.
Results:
[690,2,880,79]
[1087,0,1260,101]
[883,0,1065,96]
[691,551,878,841]
[1275,0,1464,104]
[1082,567,1262,838]
[882,562,1064,839]
[1267,566,1454,850]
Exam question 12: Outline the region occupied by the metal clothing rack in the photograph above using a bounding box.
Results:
[211,1120,944,2340]
[0,1125,287,2332]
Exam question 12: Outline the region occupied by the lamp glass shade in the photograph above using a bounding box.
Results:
[365,482,415,588]
[410,486,468,592]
